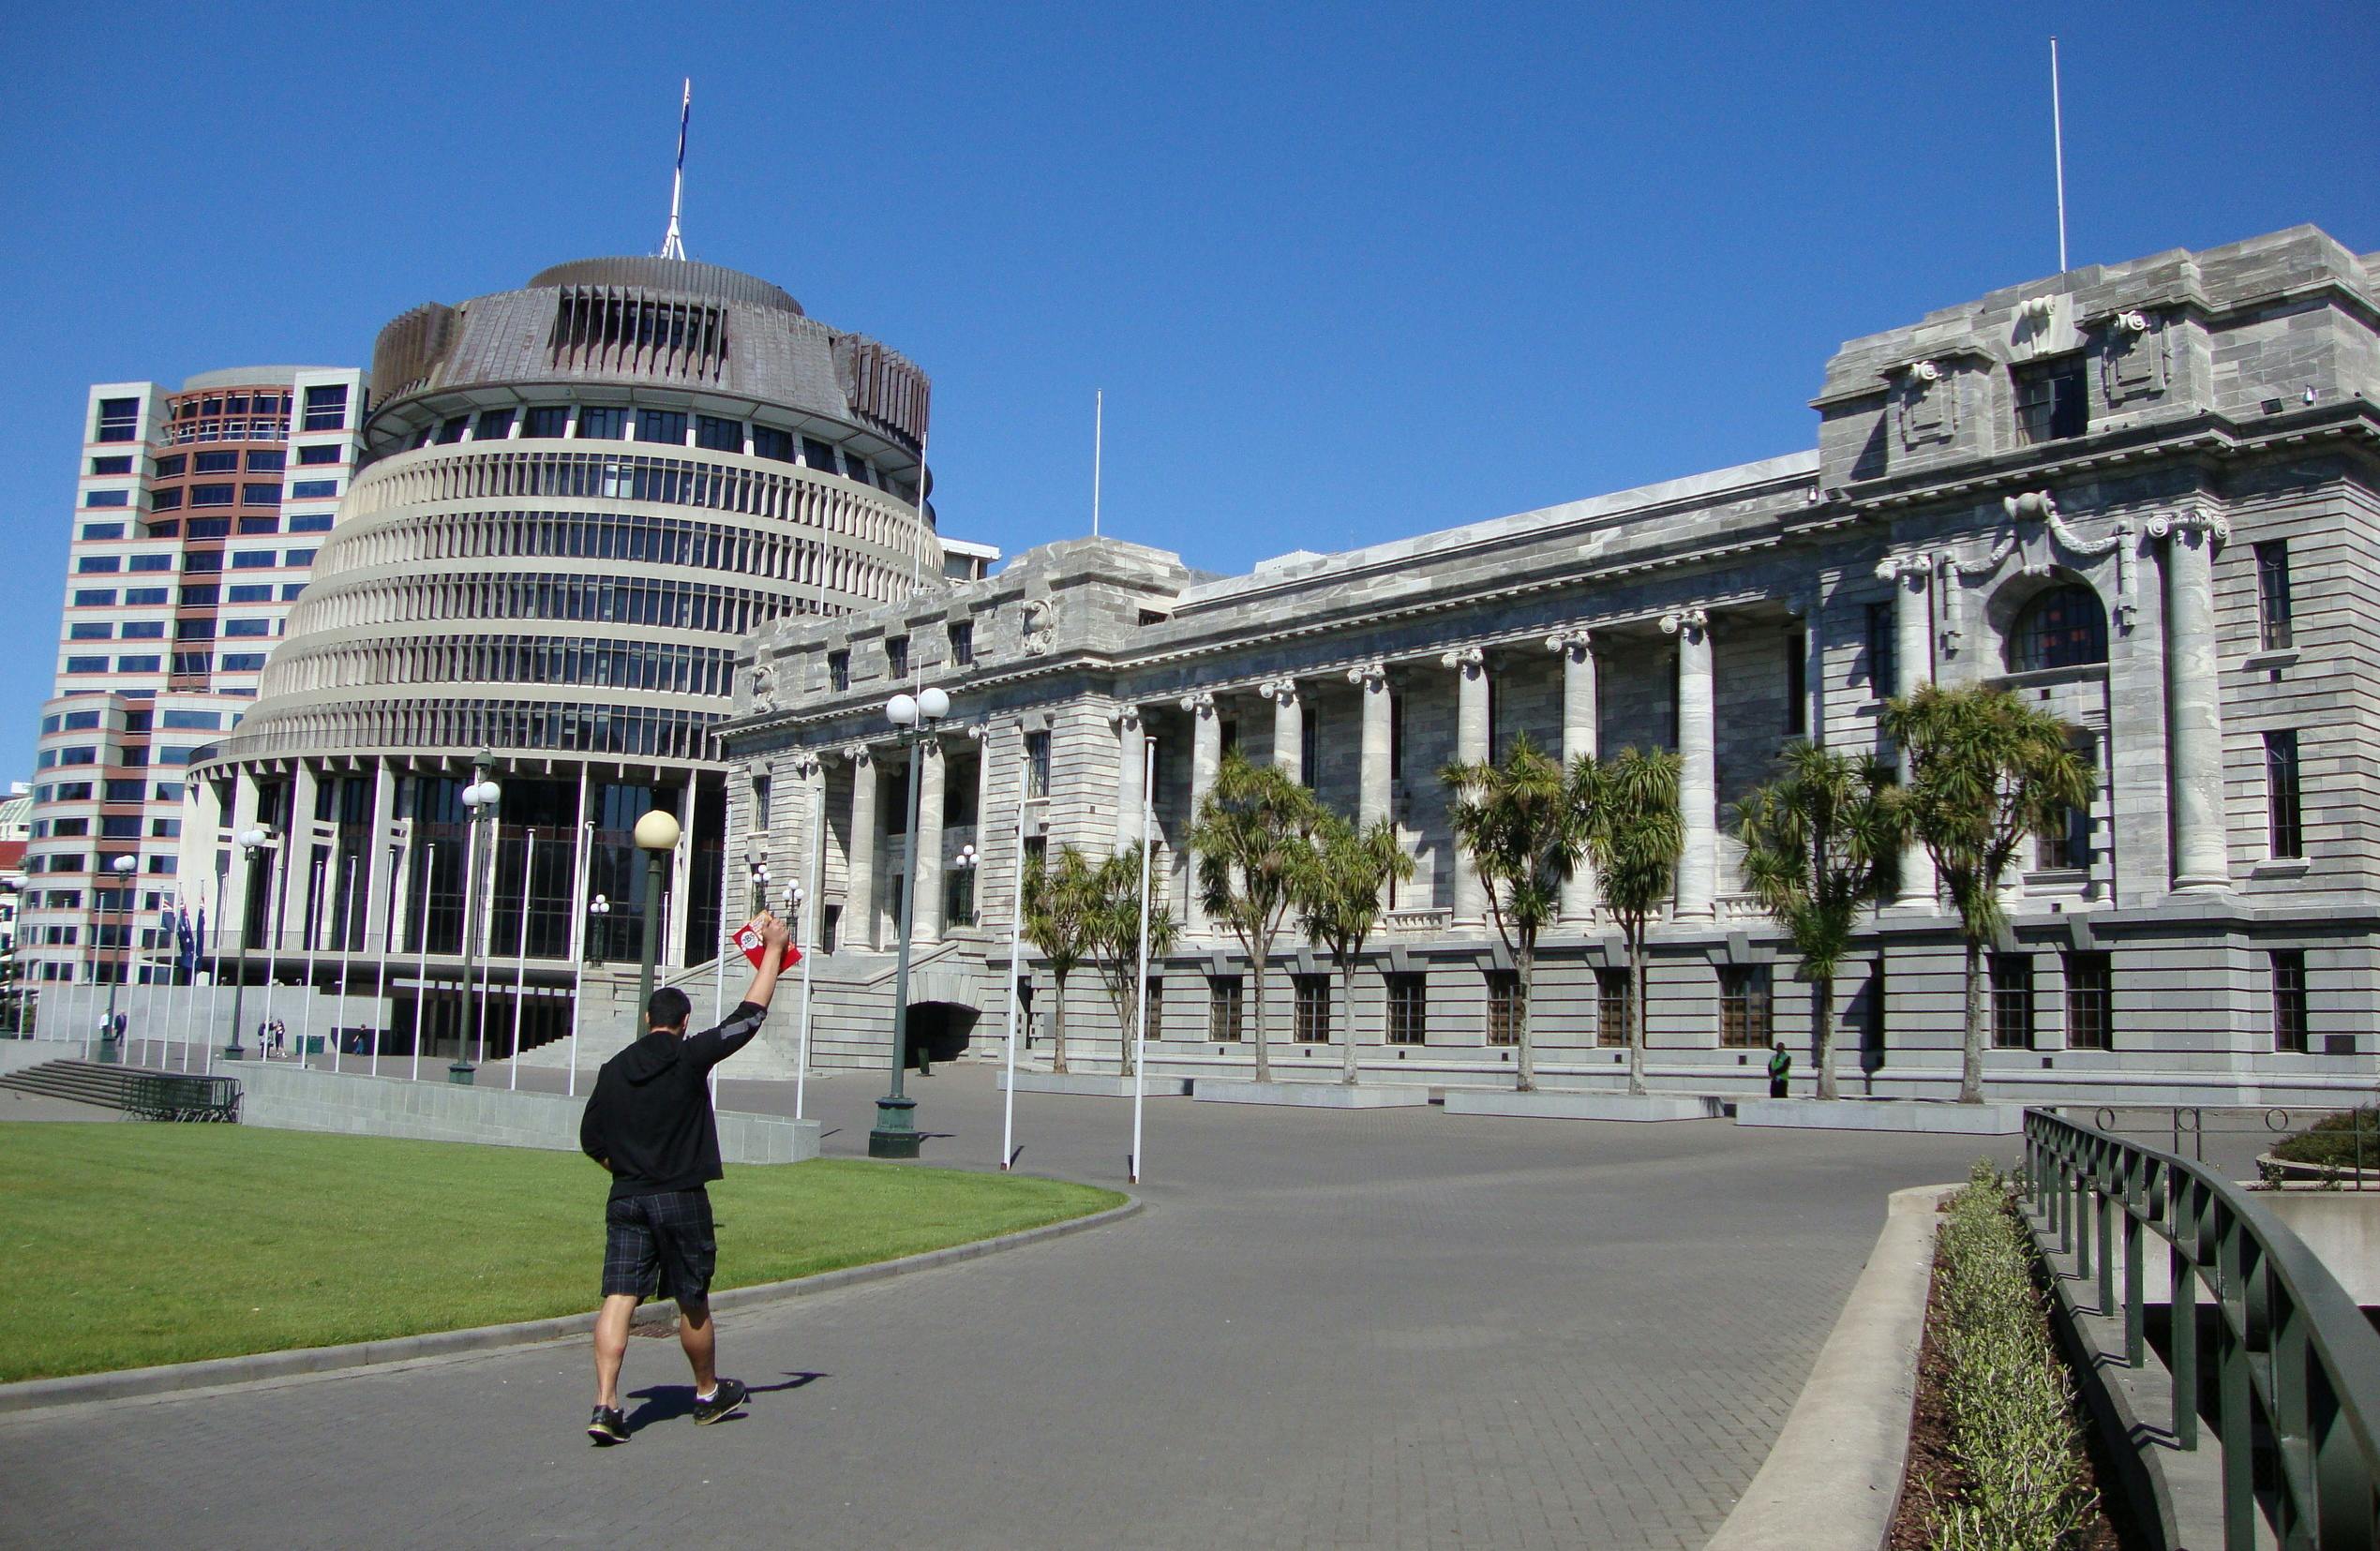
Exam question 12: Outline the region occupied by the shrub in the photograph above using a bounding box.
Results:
[1924,1160,2101,1550]
[2271,1106,2380,1172]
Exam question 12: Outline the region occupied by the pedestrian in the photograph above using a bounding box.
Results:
[1768,1038,1791,1099]
[578,911,790,1444]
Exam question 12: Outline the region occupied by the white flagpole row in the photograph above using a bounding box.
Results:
[412,842,435,1081]
[1129,738,1155,1185]
[510,829,534,1090]
[1001,753,1026,1171]
[333,858,357,1076]
[795,786,821,1122]
[568,821,592,1097]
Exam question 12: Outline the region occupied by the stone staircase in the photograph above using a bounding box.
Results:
[0,1058,160,1112]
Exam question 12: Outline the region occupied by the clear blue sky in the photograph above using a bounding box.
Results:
[1,2,2373,780]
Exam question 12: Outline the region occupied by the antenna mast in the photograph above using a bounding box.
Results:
[2049,38,2068,272]
[661,79,691,261]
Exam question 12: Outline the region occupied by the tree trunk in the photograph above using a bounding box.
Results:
[1250,939,1272,1083]
[1627,927,1648,1096]
[1960,936,1985,1104]
[1515,943,1536,1092]
[1813,972,1837,1101]
[1051,970,1070,1074]
[1340,958,1358,1084]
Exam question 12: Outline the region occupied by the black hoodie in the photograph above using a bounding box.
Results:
[579,1002,766,1201]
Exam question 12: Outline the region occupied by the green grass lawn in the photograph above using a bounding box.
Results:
[0,1125,1121,1382]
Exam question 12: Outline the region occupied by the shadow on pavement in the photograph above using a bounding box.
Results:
[622,1372,826,1432]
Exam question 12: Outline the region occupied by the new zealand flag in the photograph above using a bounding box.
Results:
[177,904,199,984]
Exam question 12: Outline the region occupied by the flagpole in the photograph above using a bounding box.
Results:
[301,855,323,1066]
[261,843,286,1058]
[375,831,403,1080]
[333,856,355,1075]
[505,829,531,1089]
[661,79,691,261]
[568,820,591,1098]
[1091,390,1103,538]
[2051,36,2068,273]
[1129,738,1154,1186]
[795,784,822,1121]
[1001,753,1026,1170]
[203,863,225,1077]
[412,842,435,1081]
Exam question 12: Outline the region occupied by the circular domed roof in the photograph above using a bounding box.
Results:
[527,257,803,315]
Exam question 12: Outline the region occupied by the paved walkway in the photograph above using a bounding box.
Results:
[0,1064,2005,1550]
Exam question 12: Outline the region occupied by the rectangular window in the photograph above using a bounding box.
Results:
[2255,541,2294,651]
[170,651,213,676]
[948,619,974,666]
[301,384,349,431]
[2271,950,2310,1053]
[576,407,626,440]
[1865,601,1895,694]
[1025,730,1051,798]
[288,513,334,533]
[84,489,128,508]
[72,589,117,606]
[96,396,140,441]
[123,589,167,606]
[223,618,273,637]
[524,407,570,440]
[242,483,282,507]
[751,774,771,831]
[801,437,838,471]
[190,484,234,507]
[296,442,342,465]
[1139,975,1162,1042]
[178,585,219,606]
[1294,975,1331,1043]
[944,865,976,928]
[1486,971,1523,1046]
[76,556,120,574]
[220,653,267,672]
[99,815,141,839]
[1388,690,1404,781]
[175,619,216,640]
[1785,630,1807,735]
[238,515,281,534]
[1300,707,1319,787]
[78,524,125,542]
[152,455,185,477]
[472,409,515,441]
[2064,951,2112,1050]
[2013,358,2088,442]
[696,415,742,453]
[160,709,221,730]
[183,552,223,574]
[1990,954,2036,1049]
[1718,964,1773,1048]
[636,410,688,446]
[63,657,105,674]
[1386,973,1426,1044]
[68,621,112,640]
[2036,737,2097,870]
[120,620,163,639]
[91,455,134,476]
[127,553,172,572]
[1596,966,1632,1047]
[184,517,230,538]
[231,550,276,570]
[194,451,239,473]
[751,425,794,462]
[113,655,160,673]
[283,549,315,567]
[148,488,184,512]
[289,479,339,500]
[245,450,285,472]
[886,635,909,679]
[827,649,849,692]
[1207,976,1244,1041]
[2267,731,2303,858]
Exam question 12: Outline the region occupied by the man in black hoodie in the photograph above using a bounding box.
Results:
[579,910,789,1442]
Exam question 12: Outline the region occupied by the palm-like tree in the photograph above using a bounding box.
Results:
[1443,734,1583,1092]
[1580,747,1684,1096]
[1292,814,1416,1083]
[1021,844,1101,1074]
[1883,684,2095,1103]
[1735,743,1901,1100]
[1191,750,1329,1083]
[1086,843,1180,1076]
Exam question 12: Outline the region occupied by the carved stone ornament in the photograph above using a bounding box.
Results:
[2146,507,2230,544]
[1346,661,1388,691]
[749,663,777,709]
[1258,678,1299,706]
[1874,552,1934,584]
[1114,703,1142,731]
[789,753,822,780]
[1438,647,1485,672]
[1179,690,1216,716]
[1020,598,1058,655]
[1543,630,1592,659]
[1657,607,1709,640]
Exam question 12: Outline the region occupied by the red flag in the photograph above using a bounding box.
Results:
[734,921,800,970]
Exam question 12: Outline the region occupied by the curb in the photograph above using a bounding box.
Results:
[1701,1182,1954,1551]
[0,1195,1141,1415]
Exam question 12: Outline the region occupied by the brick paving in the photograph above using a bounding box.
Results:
[0,1064,2008,1549]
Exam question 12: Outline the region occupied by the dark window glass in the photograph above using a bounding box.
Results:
[289,480,338,500]
[1486,971,1523,1046]
[2013,358,2088,442]
[289,513,334,532]
[1300,707,1319,787]
[2065,951,2112,1050]
[696,415,741,452]
[1207,977,1243,1041]
[184,517,229,537]
[1386,974,1426,1044]
[1991,954,2035,1049]
[1295,975,1331,1043]
[1388,690,1403,781]
[827,650,849,692]
[238,515,280,534]
[886,636,909,679]
[84,490,128,508]
[636,410,687,446]
[72,589,116,605]
[1718,964,1772,1048]
[2256,541,2294,651]
[1785,630,1806,734]
[1597,967,1632,1047]
[179,585,219,605]
[120,620,163,639]
[296,443,341,465]
[193,452,238,473]
[79,523,124,541]
[801,437,837,472]
[434,417,469,444]
[153,455,186,477]
[220,652,266,671]
[96,397,140,442]
[944,866,976,927]
[949,619,974,666]
[2006,584,2108,672]
[751,426,794,463]
[524,407,570,440]
[91,455,134,475]
[2272,950,2309,1053]
[577,408,626,440]
[148,488,184,512]
[245,450,285,472]
[1866,600,1896,693]
[473,409,516,441]
[114,655,160,672]
[190,484,234,507]
[2036,737,2097,869]
[301,384,349,431]
[1025,731,1051,798]
[241,483,282,507]
[2267,731,2303,858]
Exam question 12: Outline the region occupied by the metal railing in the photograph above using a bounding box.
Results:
[2025,1110,2380,1548]
[123,1071,240,1122]
[2084,1103,2380,1186]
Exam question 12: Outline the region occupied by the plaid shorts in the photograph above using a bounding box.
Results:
[602,1188,717,1305]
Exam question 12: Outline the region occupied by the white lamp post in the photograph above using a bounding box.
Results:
[454,755,501,1081]
[632,811,681,1022]
[872,684,949,1157]
[224,828,271,1059]
[97,854,136,1063]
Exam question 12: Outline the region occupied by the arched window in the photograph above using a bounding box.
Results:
[2005,583,2108,672]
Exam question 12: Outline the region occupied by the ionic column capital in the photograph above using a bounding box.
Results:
[1543,629,1593,660]
[1438,647,1485,674]
[1178,690,1217,717]
[1874,553,1933,584]
[2147,506,2229,545]
[1257,678,1300,707]
[846,744,875,768]
[789,753,822,779]
[1113,703,1144,731]
[1345,661,1389,692]
[1659,607,1710,642]
[963,723,992,745]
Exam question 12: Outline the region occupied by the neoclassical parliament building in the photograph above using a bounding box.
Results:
[720,225,2380,1106]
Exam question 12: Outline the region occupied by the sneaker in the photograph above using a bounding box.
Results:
[587,1406,629,1444]
[690,1378,749,1426]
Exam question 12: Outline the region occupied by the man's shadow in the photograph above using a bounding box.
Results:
[623,1372,825,1432]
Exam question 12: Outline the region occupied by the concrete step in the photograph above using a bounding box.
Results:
[0,1060,156,1111]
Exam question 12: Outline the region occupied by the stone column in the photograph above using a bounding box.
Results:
[1261,679,1302,783]
[1181,692,1220,935]
[1663,610,1715,918]
[790,754,826,933]
[227,768,262,951]
[914,737,946,942]
[1444,647,1489,924]
[846,748,877,950]
[1800,599,1825,748]
[278,762,320,953]
[1349,663,1391,828]
[1547,630,1597,919]
[1879,555,1938,907]
[360,758,398,956]
[1113,704,1145,856]
[2155,509,2232,891]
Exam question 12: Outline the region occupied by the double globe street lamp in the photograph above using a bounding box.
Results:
[631,810,681,1021]
[872,684,950,1159]
[97,853,136,1064]
[454,753,501,1082]
[223,827,272,1058]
